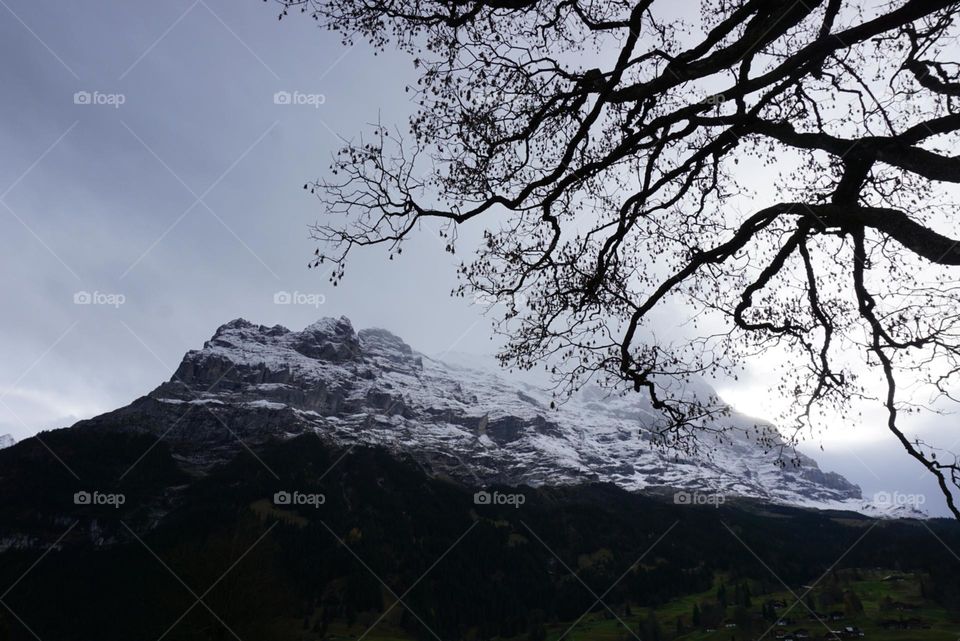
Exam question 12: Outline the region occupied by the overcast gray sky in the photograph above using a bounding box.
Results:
[0,0,491,429]
[1,0,955,515]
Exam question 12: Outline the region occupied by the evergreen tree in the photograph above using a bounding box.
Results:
[526,609,547,641]
[527,623,546,641]
[879,596,894,612]
[761,602,770,620]
[734,605,750,629]
[843,591,864,616]
[717,582,728,609]
[643,610,661,641]
[692,604,701,627]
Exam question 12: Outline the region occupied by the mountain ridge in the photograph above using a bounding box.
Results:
[70,315,901,516]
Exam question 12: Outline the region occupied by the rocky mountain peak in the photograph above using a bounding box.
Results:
[77,316,891,515]
[288,316,360,362]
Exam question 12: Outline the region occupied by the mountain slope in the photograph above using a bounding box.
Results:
[0,432,957,641]
[78,316,869,512]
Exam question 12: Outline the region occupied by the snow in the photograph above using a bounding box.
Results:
[244,400,288,410]
[150,317,916,517]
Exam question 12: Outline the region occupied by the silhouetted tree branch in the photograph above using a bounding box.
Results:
[280,0,960,517]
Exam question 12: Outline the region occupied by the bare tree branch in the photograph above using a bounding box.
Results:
[278,0,960,517]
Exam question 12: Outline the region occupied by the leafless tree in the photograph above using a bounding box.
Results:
[278,0,960,517]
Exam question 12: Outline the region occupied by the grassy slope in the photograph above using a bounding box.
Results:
[534,570,960,641]
[286,570,960,641]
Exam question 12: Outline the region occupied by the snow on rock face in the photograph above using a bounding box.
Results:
[0,435,14,450]
[96,317,892,515]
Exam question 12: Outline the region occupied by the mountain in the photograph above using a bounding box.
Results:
[74,316,872,513]
[0,318,955,640]
[0,434,14,449]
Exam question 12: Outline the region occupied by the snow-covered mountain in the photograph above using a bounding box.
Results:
[0,434,14,449]
[71,316,900,515]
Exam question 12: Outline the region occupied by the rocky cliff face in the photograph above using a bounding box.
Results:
[74,316,877,512]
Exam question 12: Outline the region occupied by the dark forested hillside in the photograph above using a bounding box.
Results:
[0,430,958,640]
